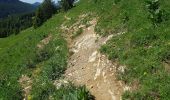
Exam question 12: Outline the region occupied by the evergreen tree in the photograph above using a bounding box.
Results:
[42,0,56,20]
[33,7,44,28]
[33,0,56,28]
[61,0,74,11]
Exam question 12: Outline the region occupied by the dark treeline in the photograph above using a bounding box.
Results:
[33,0,57,28]
[0,0,75,38]
[61,0,75,11]
[0,13,35,38]
[33,0,75,28]
[0,0,37,18]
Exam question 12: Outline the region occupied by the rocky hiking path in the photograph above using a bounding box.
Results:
[64,18,127,100]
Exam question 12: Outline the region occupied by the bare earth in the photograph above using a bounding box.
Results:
[64,19,125,100]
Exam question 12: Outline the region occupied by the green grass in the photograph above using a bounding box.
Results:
[0,1,95,99]
[0,12,67,99]
[0,3,94,100]
[97,0,170,99]
[1,0,170,99]
[52,84,94,100]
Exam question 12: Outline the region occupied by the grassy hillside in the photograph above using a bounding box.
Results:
[60,0,170,99]
[96,0,170,99]
[0,12,65,99]
[0,12,89,100]
[0,0,170,99]
[0,0,95,99]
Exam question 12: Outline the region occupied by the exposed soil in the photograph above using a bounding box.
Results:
[18,75,32,99]
[64,19,126,100]
[37,34,52,49]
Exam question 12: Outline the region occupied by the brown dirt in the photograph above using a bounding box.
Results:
[37,34,52,49]
[163,61,170,72]
[64,19,126,100]
[18,75,32,99]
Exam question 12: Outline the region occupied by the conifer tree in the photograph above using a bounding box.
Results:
[33,0,56,28]
[42,0,56,20]
[61,0,74,11]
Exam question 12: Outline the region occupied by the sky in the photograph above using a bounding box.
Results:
[20,0,59,4]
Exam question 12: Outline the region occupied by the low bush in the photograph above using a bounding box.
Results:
[146,0,168,26]
[52,85,95,100]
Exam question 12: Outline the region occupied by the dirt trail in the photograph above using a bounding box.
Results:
[19,75,32,100]
[64,19,125,100]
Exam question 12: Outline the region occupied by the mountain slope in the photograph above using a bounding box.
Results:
[0,1,94,99]
[0,0,36,18]
[32,2,41,7]
[0,0,170,100]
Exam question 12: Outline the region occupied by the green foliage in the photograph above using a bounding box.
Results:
[0,11,66,99]
[94,0,123,36]
[29,34,93,100]
[0,77,23,100]
[31,80,55,100]
[130,29,158,47]
[3,0,170,99]
[0,12,35,38]
[61,0,74,11]
[146,0,168,26]
[52,85,95,100]
[0,0,94,99]
[33,0,57,28]
[97,0,170,99]
[114,0,121,4]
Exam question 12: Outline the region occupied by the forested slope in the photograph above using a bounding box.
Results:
[0,0,36,18]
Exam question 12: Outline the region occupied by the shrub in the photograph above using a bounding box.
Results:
[146,0,167,26]
[52,85,95,100]
[31,80,55,100]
